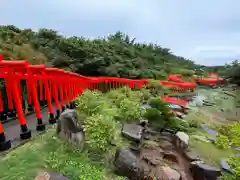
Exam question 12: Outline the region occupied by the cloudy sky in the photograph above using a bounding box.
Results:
[1,0,240,66]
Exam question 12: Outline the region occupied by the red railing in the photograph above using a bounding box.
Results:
[0,58,150,151]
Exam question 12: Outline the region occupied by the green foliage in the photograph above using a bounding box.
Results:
[75,91,105,116]
[174,68,195,77]
[188,118,201,128]
[228,156,240,177]
[149,97,171,114]
[144,108,162,122]
[76,88,144,152]
[84,113,122,152]
[117,98,143,122]
[220,173,239,180]
[221,156,240,180]
[146,79,168,96]
[0,25,200,78]
[107,87,144,122]
[215,134,231,149]
[216,122,240,147]
[143,97,187,131]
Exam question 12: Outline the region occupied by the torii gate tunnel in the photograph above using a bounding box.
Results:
[0,58,149,151]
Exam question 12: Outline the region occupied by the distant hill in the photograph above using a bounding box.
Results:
[0,25,211,79]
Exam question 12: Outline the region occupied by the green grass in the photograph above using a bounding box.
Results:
[0,128,124,180]
[189,130,235,167]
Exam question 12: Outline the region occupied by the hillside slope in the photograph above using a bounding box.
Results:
[0,25,201,79]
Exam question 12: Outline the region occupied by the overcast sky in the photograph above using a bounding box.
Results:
[1,0,240,66]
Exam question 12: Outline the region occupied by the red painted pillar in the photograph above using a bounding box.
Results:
[44,77,55,124]
[29,76,45,131]
[7,72,31,139]
[52,80,60,119]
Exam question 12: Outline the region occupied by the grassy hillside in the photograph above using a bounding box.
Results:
[0,25,202,79]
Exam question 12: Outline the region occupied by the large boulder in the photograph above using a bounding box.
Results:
[114,148,144,180]
[156,166,181,180]
[174,131,189,150]
[190,161,221,180]
[56,109,85,150]
[122,123,143,143]
[184,150,201,162]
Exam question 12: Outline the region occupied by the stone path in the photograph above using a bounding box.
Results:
[2,107,55,150]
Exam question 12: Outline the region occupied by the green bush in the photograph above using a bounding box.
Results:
[139,88,151,103]
[146,79,166,96]
[149,97,170,113]
[117,98,143,122]
[220,173,239,180]
[165,118,189,132]
[144,108,162,122]
[188,118,201,128]
[228,156,240,177]
[75,90,105,116]
[84,113,122,152]
[215,134,231,149]
[215,122,240,147]
[221,156,240,180]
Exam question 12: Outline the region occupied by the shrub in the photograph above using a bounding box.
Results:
[165,118,189,132]
[220,156,240,180]
[149,97,170,114]
[117,98,143,122]
[84,113,122,152]
[139,88,151,103]
[188,118,201,128]
[146,79,166,96]
[215,134,231,149]
[75,90,106,116]
[215,122,240,147]
[144,108,162,122]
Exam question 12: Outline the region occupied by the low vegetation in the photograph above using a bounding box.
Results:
[0,128,124,180]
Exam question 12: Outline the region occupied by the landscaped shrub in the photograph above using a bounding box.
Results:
[221,156,240,180]
[143,108,162,122]
[215,134,231,149]
[117,97,143,122]
[75,90,106,116]
[228,156,240,177]
[215,122,240,147]
[139,88,151,103]
[146,79,167,96]
[188,118,201,128]
[149,97,170,114]
[84,113,122,152]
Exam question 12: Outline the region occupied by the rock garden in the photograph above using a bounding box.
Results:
[0,83,239,180]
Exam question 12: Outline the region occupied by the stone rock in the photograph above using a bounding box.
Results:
[174,131,189,151]
[190,162,221,180]
[176,132,189,145]
[57,109,85,150]
[35,171,69,180]
[141,148,163,166]
[220,159,233,173]
[139,119,148,127]
[159,140,175,151]
[114,148,144,180]
[122,123,143,143]
[163,151,179,163]
[184,150,201,162]
[156,166,181,180]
